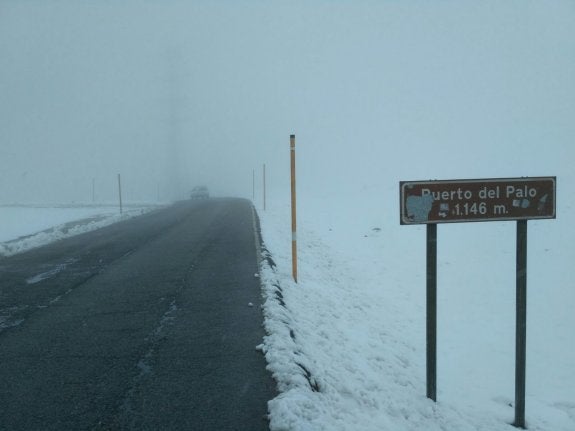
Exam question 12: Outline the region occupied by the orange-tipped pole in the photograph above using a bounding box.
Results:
[290,134,298,283]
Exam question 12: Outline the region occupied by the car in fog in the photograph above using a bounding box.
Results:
[190,186,209,199]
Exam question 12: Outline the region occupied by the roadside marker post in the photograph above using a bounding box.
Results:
[117,174,123,214]
[400,177,556,428]
[290,134,298,283]
[263,164,266,211]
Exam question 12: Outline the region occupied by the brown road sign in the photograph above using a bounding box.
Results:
[400,177,556,224]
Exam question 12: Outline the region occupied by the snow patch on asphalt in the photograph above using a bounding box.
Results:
[26,258,79,284]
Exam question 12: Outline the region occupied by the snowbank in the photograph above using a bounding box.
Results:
[0,205,160,257]
[258,190,574,431]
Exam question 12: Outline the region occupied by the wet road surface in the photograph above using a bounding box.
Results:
[0,198,275,430]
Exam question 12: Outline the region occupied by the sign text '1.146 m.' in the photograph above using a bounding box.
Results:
[400,177,556,224]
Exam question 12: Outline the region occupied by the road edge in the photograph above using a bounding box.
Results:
[250,204,321,430]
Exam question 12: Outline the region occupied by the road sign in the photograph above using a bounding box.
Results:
[400,177,556,224]
[399,175,557,429]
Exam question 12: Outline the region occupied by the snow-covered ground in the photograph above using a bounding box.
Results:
[258,185,574,431]
[0,204,161,257]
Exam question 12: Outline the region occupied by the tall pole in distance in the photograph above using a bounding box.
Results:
[290,134,298,283]
[252,169,255,202]
[263,164,267,210]
[92,178,95,203]
[118,174,123,214]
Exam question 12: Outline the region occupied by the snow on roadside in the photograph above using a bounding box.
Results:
[258,193,574,431]
[0,205,161,257]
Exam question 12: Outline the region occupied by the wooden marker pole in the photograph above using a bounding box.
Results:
[290,134,298,283]
[117,174,123,214]
[263,164,267,211]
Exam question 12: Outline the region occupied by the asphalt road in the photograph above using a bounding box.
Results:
[0,198,275,431]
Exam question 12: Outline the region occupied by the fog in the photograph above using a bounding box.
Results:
[1,1,573,205]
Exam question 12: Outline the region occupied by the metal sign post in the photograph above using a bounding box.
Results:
[426,223,437,401]
[514,220,528,428]
[400,176,556,427]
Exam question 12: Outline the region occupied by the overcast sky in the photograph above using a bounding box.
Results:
[1,0,573,204]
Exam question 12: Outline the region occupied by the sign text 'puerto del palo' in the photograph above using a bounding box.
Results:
[400,177,556,224]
